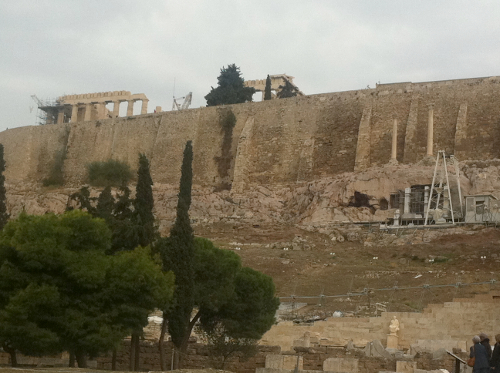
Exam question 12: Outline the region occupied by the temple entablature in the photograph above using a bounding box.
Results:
[38,91,149,124]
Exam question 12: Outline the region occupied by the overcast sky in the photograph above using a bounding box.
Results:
[1,1,499,132]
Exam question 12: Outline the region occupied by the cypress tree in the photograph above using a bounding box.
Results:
[131,154,155,371]
[0,144,9,230]
[264,75,272,100]
[134,154,155,247]
[160,141,194,366]
[0,144,8,230]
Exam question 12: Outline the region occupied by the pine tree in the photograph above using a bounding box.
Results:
[134,154,155,248]
[277,79,299,99]
[205,64,256,106]
[0,144,8,230]
[0,210,174,368]
[264,75,272,100]
[159,141,195,367]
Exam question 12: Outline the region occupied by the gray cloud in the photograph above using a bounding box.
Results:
[1,0,499,130]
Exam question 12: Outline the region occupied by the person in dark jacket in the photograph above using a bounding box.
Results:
[491,334,500,372]
[480,333,493,360]
[471,335,490,373]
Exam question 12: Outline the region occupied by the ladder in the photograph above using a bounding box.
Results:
[424,151,462,225]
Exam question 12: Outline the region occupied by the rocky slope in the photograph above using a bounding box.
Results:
[4,161,500,314]
[7,161,500,236]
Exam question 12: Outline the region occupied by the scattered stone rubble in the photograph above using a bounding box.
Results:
[256,346,467,373]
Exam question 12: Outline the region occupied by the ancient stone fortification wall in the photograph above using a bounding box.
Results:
[1,76,500,190]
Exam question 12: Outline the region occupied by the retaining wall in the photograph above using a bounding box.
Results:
[1,77,500,190]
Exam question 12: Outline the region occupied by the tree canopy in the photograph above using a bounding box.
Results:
[68,185,137,254]
[158,236,279,366]
[276,79,299,99]
[205,64,256,106]
[68,153,157,254]
[0,210,174,367]
[87,159,133,187]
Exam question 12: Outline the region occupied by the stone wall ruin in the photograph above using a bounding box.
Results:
[2,76,500,192]
[39,91,149,124]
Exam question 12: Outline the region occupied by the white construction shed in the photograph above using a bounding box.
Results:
[464,195,500,223]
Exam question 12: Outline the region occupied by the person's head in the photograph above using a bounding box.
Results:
[495,334,500,343]
[479,333,489,341]
[472,336,481,344]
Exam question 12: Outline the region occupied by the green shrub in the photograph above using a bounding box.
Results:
[433,256,449,263]
[43,149,66,187]
[43,127,70,187]
[87,159,132,187]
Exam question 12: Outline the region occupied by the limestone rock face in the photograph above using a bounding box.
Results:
[5,162,500,236]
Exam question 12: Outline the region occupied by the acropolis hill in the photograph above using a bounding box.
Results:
[2,76,500,369]
[2,75,500,231]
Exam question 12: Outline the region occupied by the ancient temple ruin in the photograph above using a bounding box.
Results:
[37,91,149,124]
[244,74,304,99]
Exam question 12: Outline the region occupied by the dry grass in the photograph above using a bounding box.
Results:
[194,222,500,314]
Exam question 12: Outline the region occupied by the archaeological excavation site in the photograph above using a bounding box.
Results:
[1,75,500,373]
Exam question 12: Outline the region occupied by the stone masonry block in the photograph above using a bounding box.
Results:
[265,354,303,370]
[396,360,417,373]
[323,357,359,373]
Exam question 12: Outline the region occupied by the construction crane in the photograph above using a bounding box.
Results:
[31,94,45,107]
[30,94,48,125]
[172,92,192,110]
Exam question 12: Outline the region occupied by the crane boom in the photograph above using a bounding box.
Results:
[172,92,192,111]
[31,94,44,107]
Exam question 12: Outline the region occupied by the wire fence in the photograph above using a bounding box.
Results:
[279,279,497,300]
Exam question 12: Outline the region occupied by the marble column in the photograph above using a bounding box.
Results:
[141,99,149,115]
[404,187,411,215]
[71,105,79,122]
[127,100,134,116]
[113,101,120,117]
[84,103,92,121]
[57,108,65,124]
[427,104,434,156]
[391,118,398,161]
[45,110,55,124]
[95,102,105,119]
